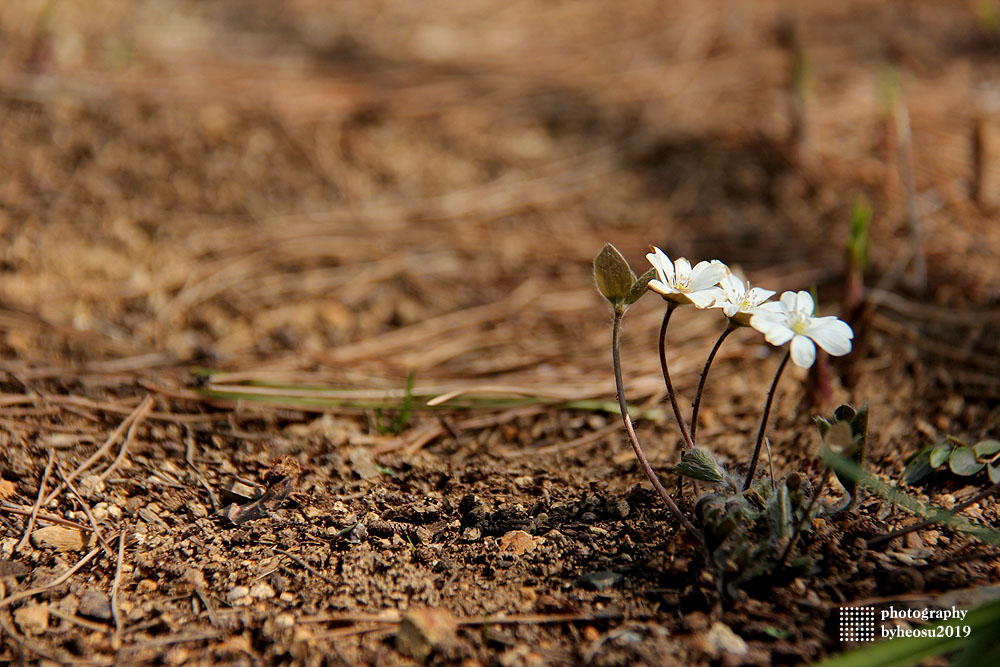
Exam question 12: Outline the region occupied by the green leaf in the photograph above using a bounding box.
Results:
[765,481,793,539]
[929,442,953,468]
[675,448,726,484]
[902,447,934,485]
[950,446,985,476]
[814,416,832,439]
[824,450,1000,546]
[974,439,1000,463]
[624,267,656,306]
[990,462,1000,484]
[850,402,869,445]
[847,196,872,272]
[593,244,636,308]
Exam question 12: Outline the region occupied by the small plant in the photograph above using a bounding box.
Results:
[903,436,1000,485]
[374,370,417,435]
[815,402,869,512]
[594,243,855,594]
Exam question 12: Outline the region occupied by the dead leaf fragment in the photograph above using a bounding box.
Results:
[30,525,93,551]
[396,607,459,660]
[499,530,542,556]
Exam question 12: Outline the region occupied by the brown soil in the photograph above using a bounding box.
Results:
[1,1,999,665]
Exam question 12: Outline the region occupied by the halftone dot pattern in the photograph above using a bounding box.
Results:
[839,606,876,642]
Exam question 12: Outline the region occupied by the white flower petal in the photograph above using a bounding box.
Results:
[673,257,692,284]
[687,289,719,309]
[789,334,816,368]
[718,274,743,304]
[806,317,854,356]
[779,291,798,312]
[689,260,729,291]
[794,290,815,316]
[755,301,784,315]
[747,287,775,304]
[645,248,671,285]
[647,279,673,296]
[703,286,728,309]
[749,312,795,345]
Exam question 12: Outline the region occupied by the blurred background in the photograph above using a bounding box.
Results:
[1,0,998,408]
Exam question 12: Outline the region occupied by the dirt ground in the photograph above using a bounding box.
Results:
[2,1,1000,665]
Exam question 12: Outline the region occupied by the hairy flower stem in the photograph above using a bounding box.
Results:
[690,323,736,443]
[613,312,701,541]
[658,305,695,449]
[743,351,791,492]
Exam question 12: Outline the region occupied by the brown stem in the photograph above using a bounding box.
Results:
[743,351,791,491]
[658,305,695,449]
[690,323,736,443]
[613,311,701,542]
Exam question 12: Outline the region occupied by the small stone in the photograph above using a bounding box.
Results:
[0,559,29,580]
[702,622,748,658]
[499,530,542,556]
[249,582,276,600]
[14,603,49,634]
[275,612,296,629]
[348,447,380,480]
[614,499,630,518]
[578,571,623,591]
[78,588,112,621]
[30,526,92,552]
[136,579,158,594]
[91,503,109,522]
[227,585,251,605]
[396,607,459,660]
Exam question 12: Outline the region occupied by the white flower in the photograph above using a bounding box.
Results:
[645,246,729,308]
[749,290,854,368]
[710,273,775,326]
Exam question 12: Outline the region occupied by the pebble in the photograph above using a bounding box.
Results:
[78,588,112,621]
[249,582,276,600]
[578,571,623,591]
[227,585,251,605]
[396,607,458,660]
[702,622,748,657]
[14,603,49,634]
[136,579,158,594]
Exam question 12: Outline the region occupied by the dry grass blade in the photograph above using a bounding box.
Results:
[53,460,114,558]
[43,395,155,505]
[96,395,154,484]
[0,540,108,609]
[13,449,54,554]
[110,529,128,650]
